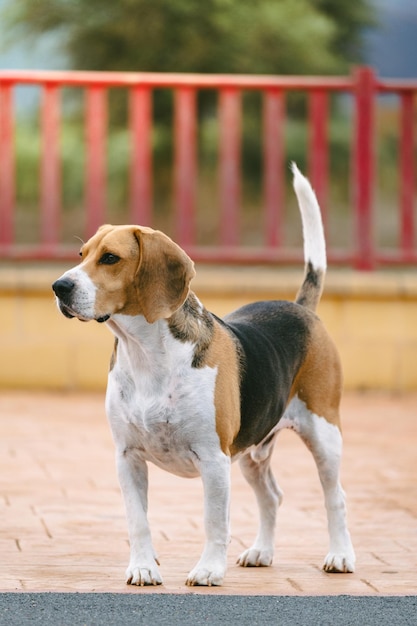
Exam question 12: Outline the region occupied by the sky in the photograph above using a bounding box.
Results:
[366,0,417,77]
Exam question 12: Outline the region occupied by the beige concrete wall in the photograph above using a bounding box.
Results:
[1,264,416,391]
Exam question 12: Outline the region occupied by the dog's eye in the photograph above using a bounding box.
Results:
[99,252,120,265]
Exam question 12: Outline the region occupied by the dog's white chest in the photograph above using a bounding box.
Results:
[105,321,218,477]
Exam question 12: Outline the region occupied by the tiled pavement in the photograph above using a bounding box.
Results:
[1,391,416,596]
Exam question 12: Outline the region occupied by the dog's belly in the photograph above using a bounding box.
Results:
[106,364,219,478]
[128,418,203,478]
[145,433,203,478]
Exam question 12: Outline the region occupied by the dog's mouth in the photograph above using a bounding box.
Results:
[58,301,90,322]
[58,301,110,324]
[96,314,111,323]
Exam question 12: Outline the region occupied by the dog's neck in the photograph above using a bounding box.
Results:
[107,292,215,370]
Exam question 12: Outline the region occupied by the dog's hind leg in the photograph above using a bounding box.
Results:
[283,396,356,573]
[237,436,283,567]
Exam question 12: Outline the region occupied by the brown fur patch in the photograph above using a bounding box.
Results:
[204,321,241,455]
[133,228,195,323]
[290,318,342,429]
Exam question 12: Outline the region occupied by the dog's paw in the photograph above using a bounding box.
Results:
[186,564,225,587]
[323,551,355,573]
[186,544,228,586]
[236,546,273,567]
[126,562,163,586]
[185,559,226,587]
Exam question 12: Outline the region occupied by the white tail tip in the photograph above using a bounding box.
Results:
[291,162,326,271]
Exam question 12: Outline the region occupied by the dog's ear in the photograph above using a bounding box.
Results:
[133,227,196,324]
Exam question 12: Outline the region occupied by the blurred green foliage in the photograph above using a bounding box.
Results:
[3,0,376,123]
[4,0,373,75]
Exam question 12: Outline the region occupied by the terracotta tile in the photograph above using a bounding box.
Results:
[0,390,416,595]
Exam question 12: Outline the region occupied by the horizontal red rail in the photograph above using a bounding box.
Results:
[2,68,416,92]
[0,66,416,268]
[0,69,354,90]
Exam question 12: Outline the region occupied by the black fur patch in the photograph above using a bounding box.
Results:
[224,300,312,452]
[296,261,323,309]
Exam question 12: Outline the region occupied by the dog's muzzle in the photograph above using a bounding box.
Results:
[52,277,110,323]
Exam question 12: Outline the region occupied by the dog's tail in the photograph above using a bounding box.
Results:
[291,162,326,312]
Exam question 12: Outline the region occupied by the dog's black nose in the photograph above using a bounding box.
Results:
[52,277,75,300]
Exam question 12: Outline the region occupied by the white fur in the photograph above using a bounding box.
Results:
[105,314,231,586]
[291,162,327,272]
[106,314,220,476]
[286,397,355,573]
[237,444,283,568]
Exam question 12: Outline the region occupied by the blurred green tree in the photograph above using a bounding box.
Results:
[5,0,373,75]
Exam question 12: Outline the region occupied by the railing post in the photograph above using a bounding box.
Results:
[352,66,376,270]
[308,89,328,227]
[0,83,15,247]
[174,87,197,247]
[263,89,285,247]
[130,85,152,226]
[399,91,414,254]
[85,85,107,237]
[40,83,61,246]
[219,88,241,246]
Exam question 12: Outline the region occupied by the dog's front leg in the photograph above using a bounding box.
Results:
[186,452,231,587]
[116,449,162,586]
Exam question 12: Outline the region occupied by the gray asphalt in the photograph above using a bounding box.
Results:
[1,594,416,626]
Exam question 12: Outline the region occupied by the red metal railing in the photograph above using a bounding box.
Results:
[0,66,416,268]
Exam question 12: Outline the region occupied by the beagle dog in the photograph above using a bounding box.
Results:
[52,164,355,587]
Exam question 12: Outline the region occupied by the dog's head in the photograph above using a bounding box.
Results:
[52,225,195,324]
